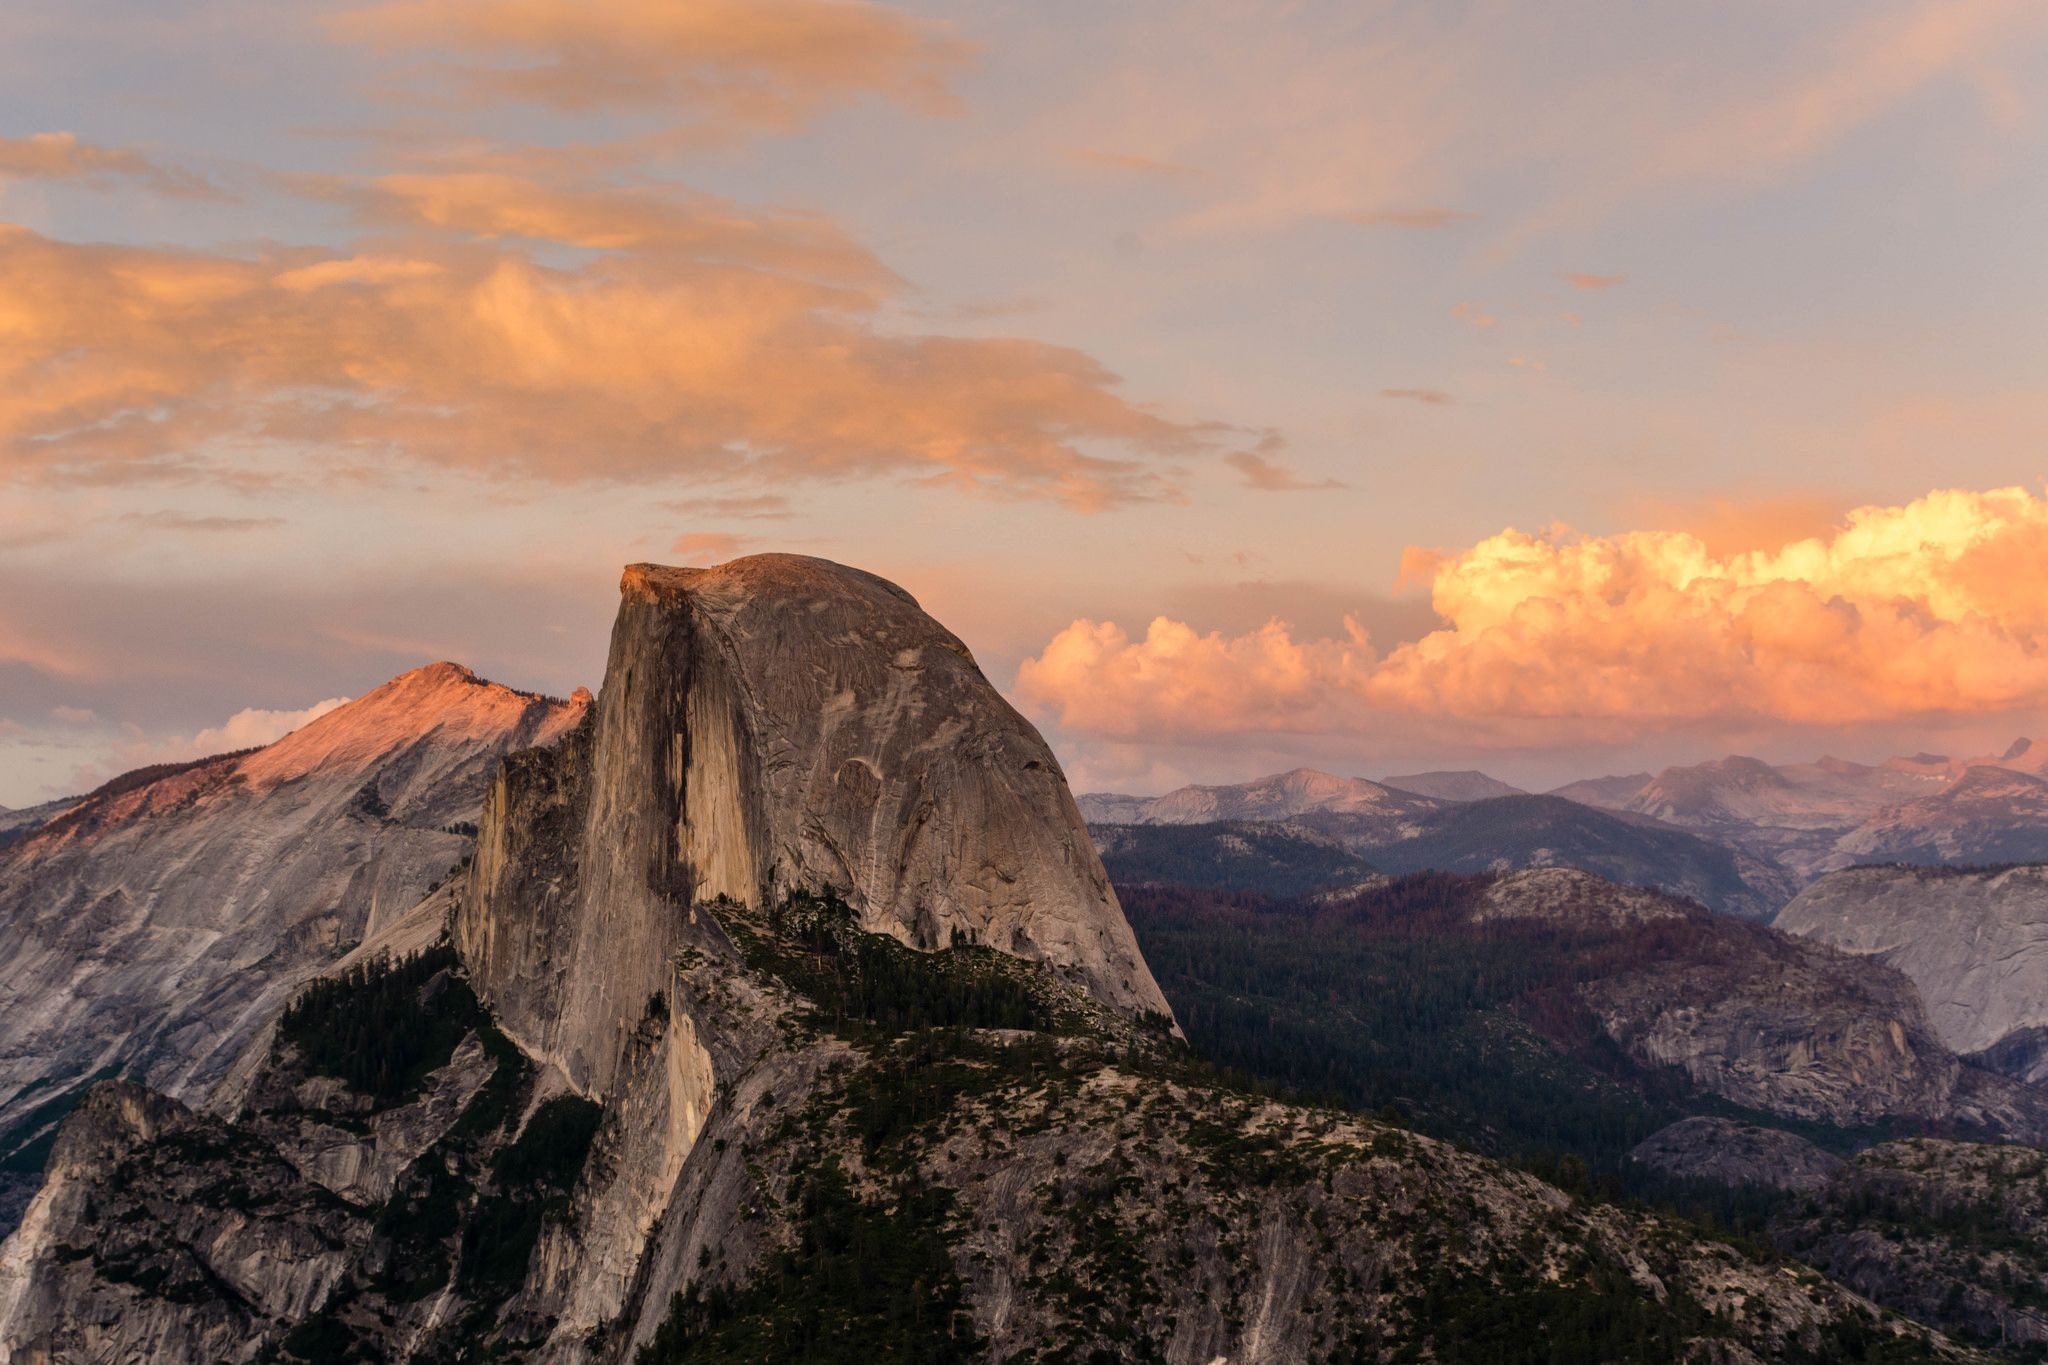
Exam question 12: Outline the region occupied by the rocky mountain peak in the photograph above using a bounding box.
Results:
[238,660,586,792]
[460,554,1171,1095]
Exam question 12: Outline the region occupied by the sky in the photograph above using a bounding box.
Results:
[3,0,2048,805]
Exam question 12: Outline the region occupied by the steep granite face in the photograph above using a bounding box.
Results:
[1477,870,2048,1137]
[1777,864,2048,1057]
[0,663,586,1211]
[460,556,1169,1099]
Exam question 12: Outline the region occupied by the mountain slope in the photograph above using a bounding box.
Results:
[1617,755,1951,876]
[1125,868,2048,1151]
[1361,794,1797,918]
[1548,772,1654,807]
[0,557,1975,1364]
[1380,769,1526,801]
[1076,767,1436,842]
[1092,820,1382,897]
[0,663,587,1223]
[1829,766,2048,868]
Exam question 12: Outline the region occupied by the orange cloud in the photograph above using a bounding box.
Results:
[1633,492,1854,560]
[1227,451,1342,493]
[307,171,895,286]
[0,133,225,199]
[1381,388,1455,406]
[0,221,1208,506]
[1561,271,1625,290]
[1018,486,2048,746]
[331,0,970,135]
[670,531,753,559]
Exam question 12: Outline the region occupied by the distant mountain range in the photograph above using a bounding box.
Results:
[1379,769,1527,802]
[1089,783,1793,917]
[1082,735,2048,906]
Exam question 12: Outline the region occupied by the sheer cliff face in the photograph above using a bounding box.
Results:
[459,555,1169,1095]
[1777,864,2048,1058]
[0,664,587,1172]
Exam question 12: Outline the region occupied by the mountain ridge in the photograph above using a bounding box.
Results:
[0,661,590,1232]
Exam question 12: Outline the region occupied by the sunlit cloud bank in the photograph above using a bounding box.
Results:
[0,0,1234,509]
[0,217,1205,506]
[1018,486,2048,760]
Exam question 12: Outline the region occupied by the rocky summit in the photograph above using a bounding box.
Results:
[0,556,1981,1364]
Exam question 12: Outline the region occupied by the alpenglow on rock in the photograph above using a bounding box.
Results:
[0,663,587,1228]
[459,555,1170,1092]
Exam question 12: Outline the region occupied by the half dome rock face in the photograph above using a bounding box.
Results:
[0,664,587,1217]
[460,554,1169,1094]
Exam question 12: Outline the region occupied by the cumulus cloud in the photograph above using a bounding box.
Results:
[331,0,970,136]
[1018,486,2048,750]
[0,132,226,199]
[0,221,1209,506]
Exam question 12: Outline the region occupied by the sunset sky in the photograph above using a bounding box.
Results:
[5,0,2048,805]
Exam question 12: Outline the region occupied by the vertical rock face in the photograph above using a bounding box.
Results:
[1776,864,2048,1057]
[459,555,1169,1097]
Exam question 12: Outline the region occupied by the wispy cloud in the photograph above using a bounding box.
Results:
[1561,272,1626,290]
[1226,450,1343,492]
[660,493,794,520]
[119,511,285,533]
[300,170,897,286]
[1380,387,1455,406]
[330,0,972,139]
[0,132,227,199]
[0,220,1216,508]
[670,530,754,560]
